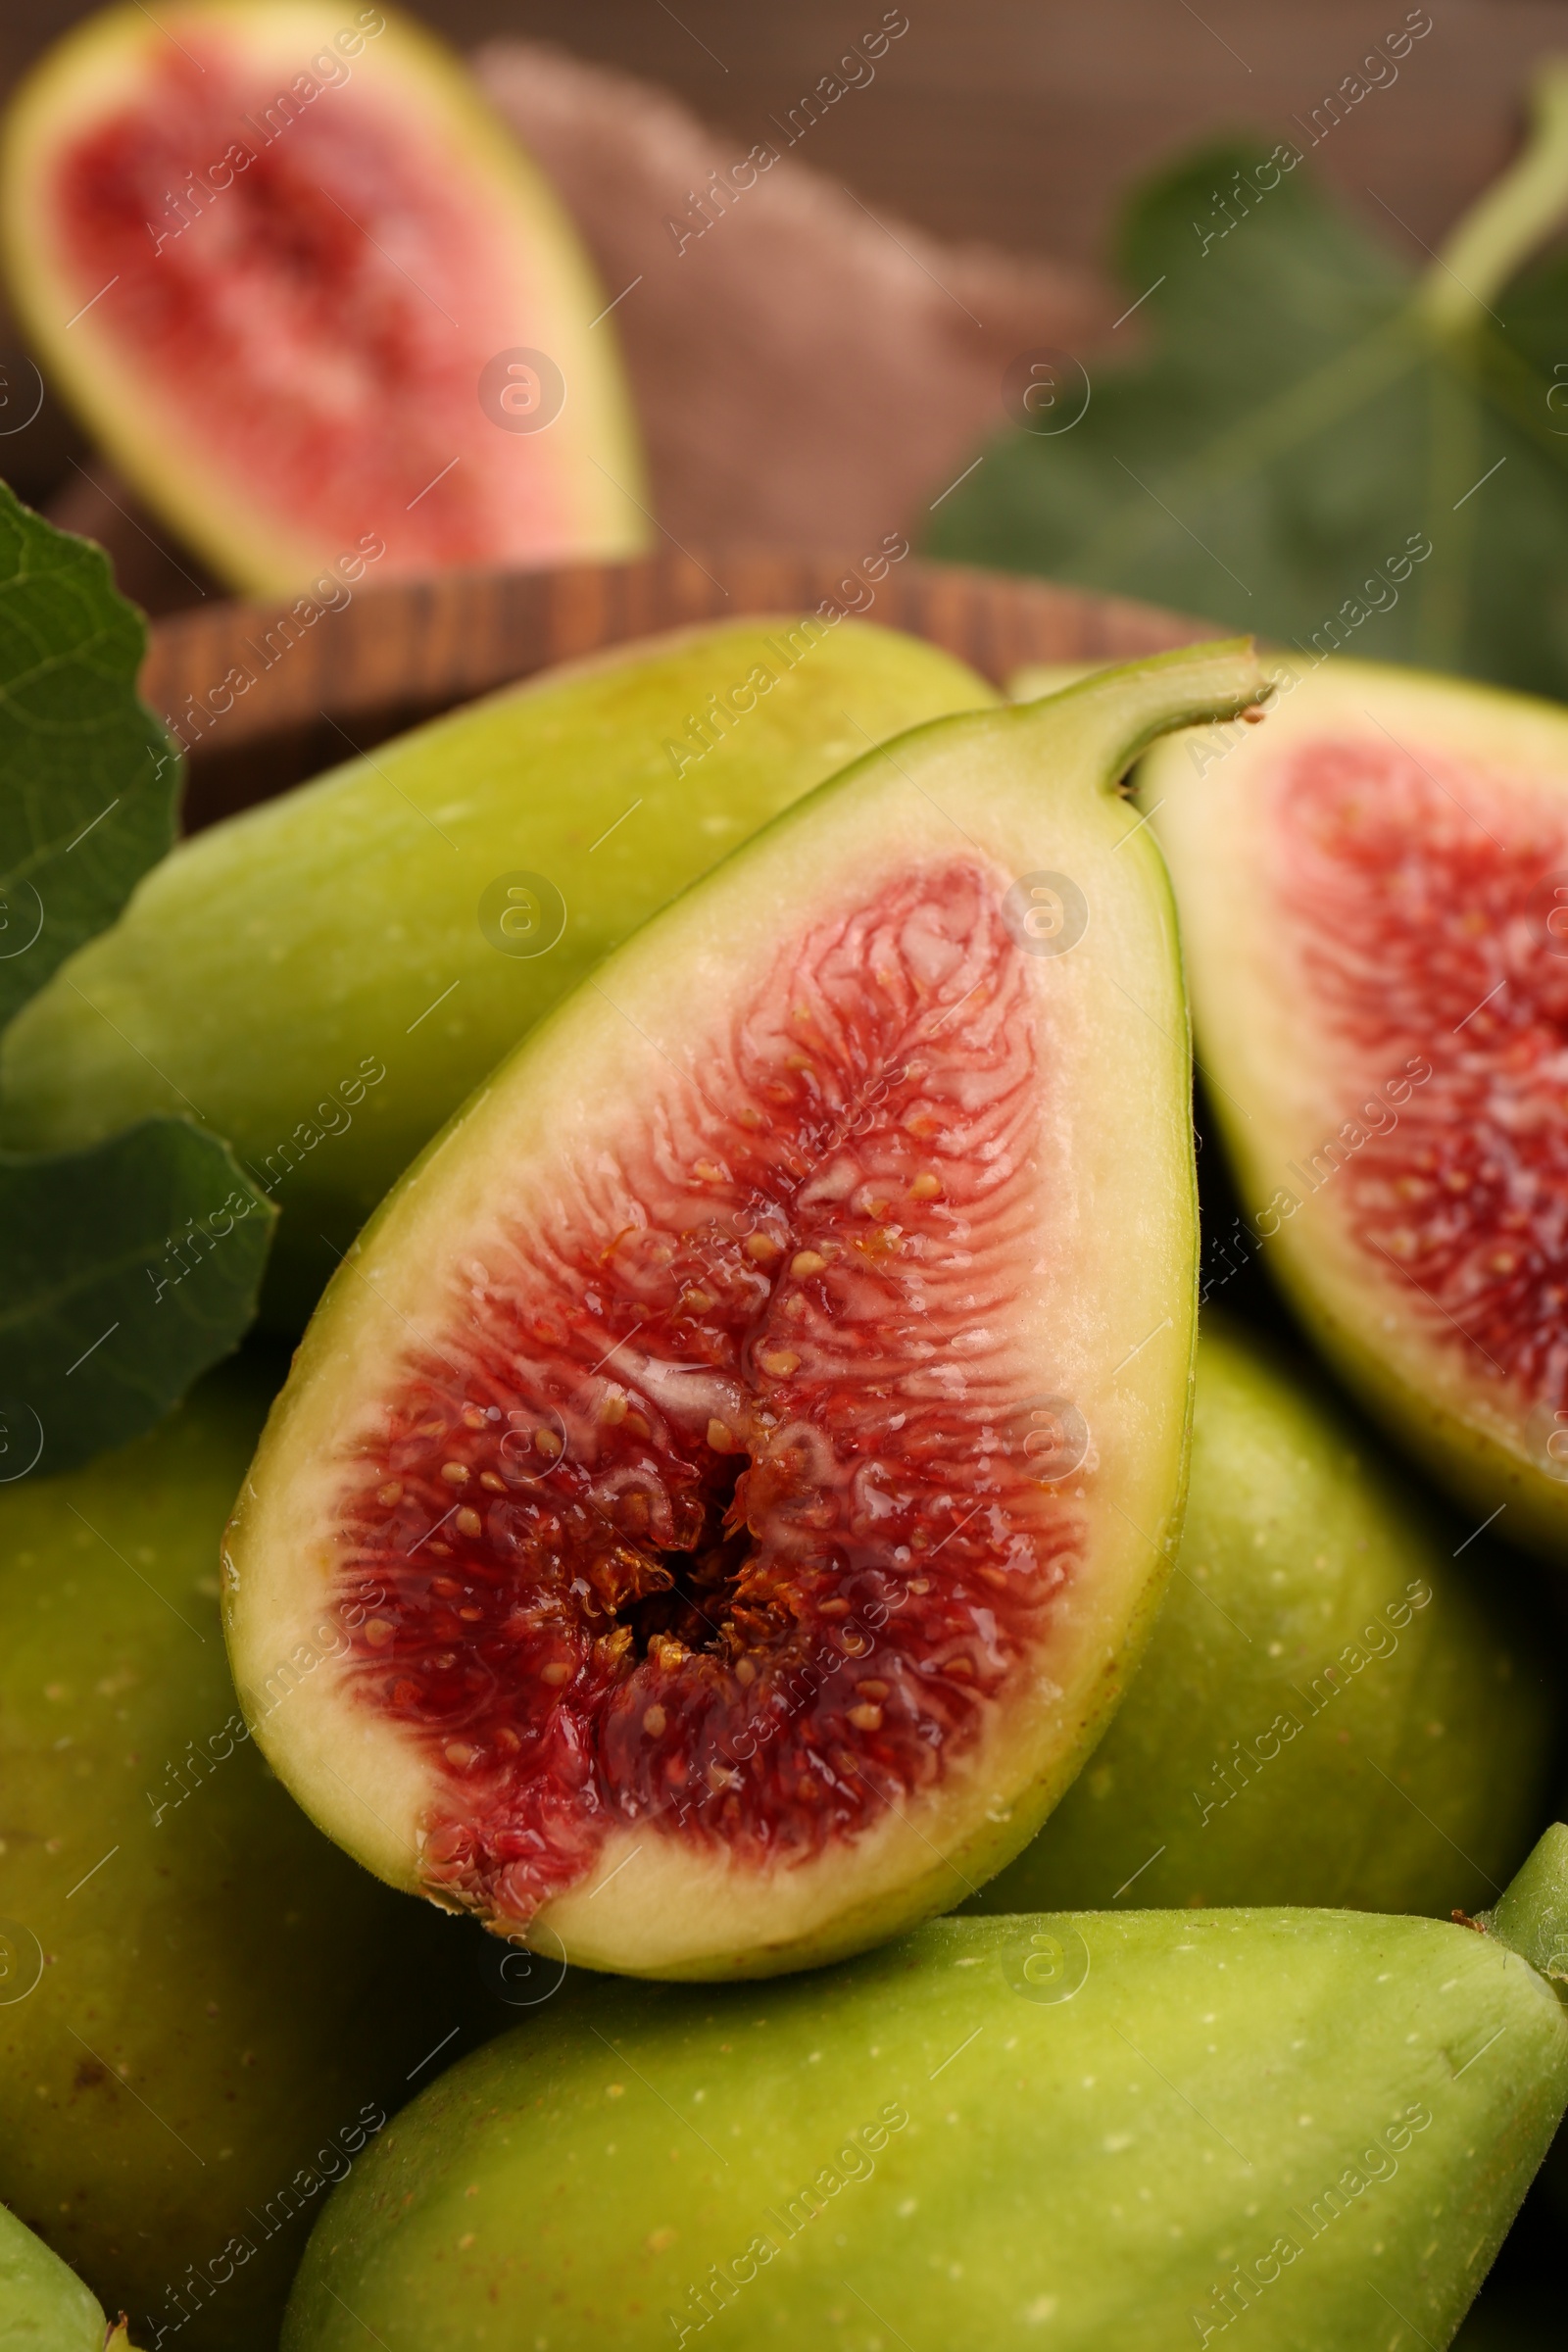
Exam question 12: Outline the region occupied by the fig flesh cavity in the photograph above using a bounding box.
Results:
[0,1,645,592]
[971,1317,1556,1915]
[280,1832,1568,2352]
[224,641,1270,1980]
[1142,658,1568,1558]
[0,1360,478,2352]
[0,617,999,1329]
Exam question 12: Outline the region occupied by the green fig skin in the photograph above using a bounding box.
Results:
[0,2198,113,2351]
[281,1839,1568,2352]
[0,1361,484,2352]
[0,618,998,1328]
[967,1319,1556,1918]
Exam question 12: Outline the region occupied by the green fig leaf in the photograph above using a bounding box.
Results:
[927,78,1568,704]
[0,1121,274,1480]
[0,478,177,1027]
[0,485,274,1473]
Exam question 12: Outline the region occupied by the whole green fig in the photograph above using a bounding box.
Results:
[970,1319,1555,1916]
[281,1832,1568,2350]
[0,2196,129,2349]
[0,1359,482,2352]
[0,616,996,1325]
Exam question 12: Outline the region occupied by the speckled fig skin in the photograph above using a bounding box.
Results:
[0,1358,488,2352]
[0,618,998,1328]
[967,1318,1557,1918]
[279,1834,1568,2352]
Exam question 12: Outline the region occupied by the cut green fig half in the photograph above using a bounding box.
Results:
[0,614,997,1330]
[1143,658,1568,1559]
[968,1316,1556,1917]
[280,1831,1568,2352]
[223,641,1269,1981]
[0,2,645,592]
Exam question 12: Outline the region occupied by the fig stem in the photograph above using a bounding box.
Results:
[1417,59,1568,339]
[1011,636,1268,787]
[1477,1822,1568,1990]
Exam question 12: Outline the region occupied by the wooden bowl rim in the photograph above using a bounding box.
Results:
[142,545,1220,754]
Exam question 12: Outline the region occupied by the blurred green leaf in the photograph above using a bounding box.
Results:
[0,1122,274,1480]
[0,485,272,1473]
[0,478,178,1027]
[927,74,1568,703]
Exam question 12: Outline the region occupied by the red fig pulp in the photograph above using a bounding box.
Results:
[1144,658,1568,1554]
[342,863,1069,1928]
[1,3,644,591]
